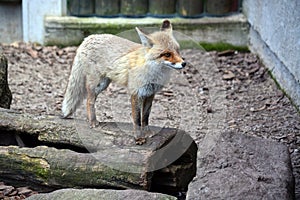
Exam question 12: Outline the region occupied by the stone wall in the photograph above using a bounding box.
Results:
[243,0,300,110]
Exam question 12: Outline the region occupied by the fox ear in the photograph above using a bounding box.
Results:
[136,27,153,47]
[160,19,172,34]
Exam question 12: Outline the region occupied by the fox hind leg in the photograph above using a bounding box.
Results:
[86,77,111,128]
[95,77,111,95]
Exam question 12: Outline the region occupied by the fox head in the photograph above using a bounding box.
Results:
[135,20,186,70]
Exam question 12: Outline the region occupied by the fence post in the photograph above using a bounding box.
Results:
[206,0,238,16]
[68,0,94,16]
[177,0,204,17]
[149,0,176,17]
[120,0,148,17]
[95,0,120,17]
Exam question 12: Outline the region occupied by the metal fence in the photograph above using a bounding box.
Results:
[67,0,242,18]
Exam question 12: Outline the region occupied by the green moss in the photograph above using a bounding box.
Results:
[199,42,249,52]
[267,70,300,114]
[0,152,50,180]
[179,41,249,51]
[48,163,142,189]
[20,155,50,179]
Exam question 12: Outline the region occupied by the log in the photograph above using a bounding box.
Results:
[0,54,12,109]
[0,108,197,193]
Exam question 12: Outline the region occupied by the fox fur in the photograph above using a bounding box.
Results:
[62,20,186,144]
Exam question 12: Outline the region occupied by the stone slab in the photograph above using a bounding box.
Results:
[187,132,294,200]
[27,188,177,200]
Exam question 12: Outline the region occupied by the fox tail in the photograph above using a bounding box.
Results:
[61,56,86,118]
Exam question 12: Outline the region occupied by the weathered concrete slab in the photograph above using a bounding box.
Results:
[187,132,294,200]
[27,188,177,200]
[44,14,249,47]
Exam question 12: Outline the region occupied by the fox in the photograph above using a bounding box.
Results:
[61,20,186,144]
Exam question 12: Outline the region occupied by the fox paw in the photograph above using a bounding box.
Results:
[135,137,146,145]
[89,120,100,128]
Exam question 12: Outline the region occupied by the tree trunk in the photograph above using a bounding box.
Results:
[0,108,197,193]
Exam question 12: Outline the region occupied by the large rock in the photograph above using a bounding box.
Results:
[27,188,177,200]
[187,132,294,200]
[0,54,12,109]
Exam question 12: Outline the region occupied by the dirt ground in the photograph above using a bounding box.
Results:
[1,42,300,199]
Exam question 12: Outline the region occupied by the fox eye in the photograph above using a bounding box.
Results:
[163,53,171,57]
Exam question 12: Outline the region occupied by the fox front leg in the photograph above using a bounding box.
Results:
[141,94,154,132]
[131,94,155,145]
[131,94,144,144]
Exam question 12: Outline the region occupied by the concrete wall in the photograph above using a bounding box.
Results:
[243,0,300,109]
[22,0,67,44]
[0,1,22,43]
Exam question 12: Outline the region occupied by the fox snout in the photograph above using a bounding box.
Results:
[171,60,186,69]
[164,59,186,70]
[181,61,187,68]
[161,52,186,70]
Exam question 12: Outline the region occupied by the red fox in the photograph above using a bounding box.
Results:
[62,20,186,144]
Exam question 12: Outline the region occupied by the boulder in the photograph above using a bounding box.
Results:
[187,132,294,200]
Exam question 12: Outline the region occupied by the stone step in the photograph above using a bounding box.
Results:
[44,14,249,47]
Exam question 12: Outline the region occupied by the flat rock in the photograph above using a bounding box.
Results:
[27,189,177,200]
[187,132,294,200]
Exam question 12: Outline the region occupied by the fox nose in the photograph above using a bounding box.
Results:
[181,62,186,68]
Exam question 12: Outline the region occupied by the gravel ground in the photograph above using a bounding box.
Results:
[1,42,300,199]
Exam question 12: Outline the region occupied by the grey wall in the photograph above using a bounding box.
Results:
[0,1,22,43]
[243,0,300,109]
